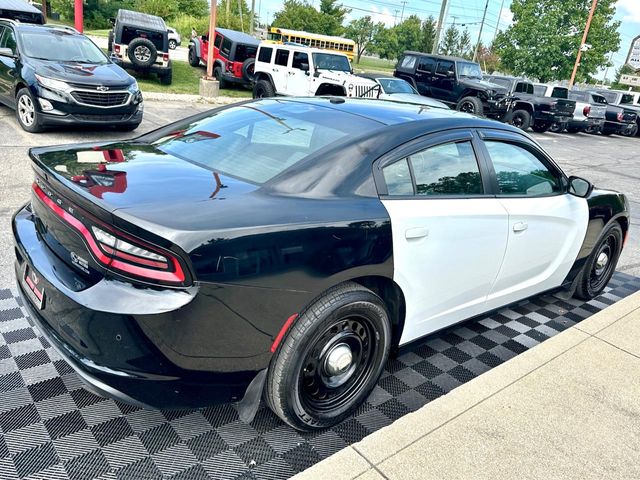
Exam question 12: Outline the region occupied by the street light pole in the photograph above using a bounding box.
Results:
[206,0,218,79]
[569,0,598,88]
[432,0,450,54]
[473,0,489,62]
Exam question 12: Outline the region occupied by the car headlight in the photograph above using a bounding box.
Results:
[35,74,71,93]
[127,80,139,94]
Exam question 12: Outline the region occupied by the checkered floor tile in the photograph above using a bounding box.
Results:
[1,272,639,479]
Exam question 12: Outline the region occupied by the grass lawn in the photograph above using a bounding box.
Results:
[135,60,252,98]
[354,56,396,74]
[85,29,111,37]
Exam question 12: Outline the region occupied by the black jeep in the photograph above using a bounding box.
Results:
[486,76,575,132]
[393,52,511,118]
[108,9,172,85]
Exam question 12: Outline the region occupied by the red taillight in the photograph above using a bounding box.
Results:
[583,105,591,117]
[163,53,169,62]
[32,183,186,285]
[114,44,120,54]
[617,111,624,122]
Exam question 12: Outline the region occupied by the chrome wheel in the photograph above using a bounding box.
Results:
[17,94,35,127]
[134,46,151,62]
[299,315,378,413]
[589,234,618,293]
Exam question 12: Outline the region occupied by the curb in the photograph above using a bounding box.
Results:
[141,91,244,105]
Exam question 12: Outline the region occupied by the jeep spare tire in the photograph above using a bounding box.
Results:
[128,38,157,68]
[242,58,256,82]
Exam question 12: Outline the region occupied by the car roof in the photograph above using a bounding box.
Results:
[402,52,472,63]
[217,28,259,46]
[116,8,166,32]
[3,21,79,34]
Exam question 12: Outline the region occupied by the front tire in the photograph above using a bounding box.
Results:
[456,96,484,116]
[265,282,391,431]
[188,46,200,67]
[574,222,623,300]
[15,88,43,133]
[253,79,275,98]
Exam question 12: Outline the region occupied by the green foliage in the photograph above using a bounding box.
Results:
[419,16,436,53]
[171,13,209,39]
[372,27,399,61]
[218,0,255,32]
[494,0,621,82]
[610,64,638,90]
[439,25,459,55]
[476,43,504,74]
[371,15,435,60]
[135,0,178,19]
[344,16,383,63]
[51,0,136,29]
[271,0,348,36]
[458,29,472,59]
[317,0,349,36]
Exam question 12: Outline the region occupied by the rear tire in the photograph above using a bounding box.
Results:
[574,222,623,300]
[265,282,391,431]
[242,58,255,82]
[253,79,275,98]
[159,68,172,85]
[456,96,484,116]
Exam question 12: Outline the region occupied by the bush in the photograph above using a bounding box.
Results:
[170,13,209,39]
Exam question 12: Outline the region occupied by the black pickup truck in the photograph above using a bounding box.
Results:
[595,89,640,137]
[486,76,575,132]
[393,52,512,119]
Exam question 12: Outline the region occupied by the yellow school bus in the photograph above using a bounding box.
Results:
[267,27,356,61]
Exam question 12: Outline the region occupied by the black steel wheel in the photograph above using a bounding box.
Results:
[265,282,391,431]
[575,222,623,300]
[456,96,484,116]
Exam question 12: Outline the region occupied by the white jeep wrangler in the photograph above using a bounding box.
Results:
[252,43,378,98]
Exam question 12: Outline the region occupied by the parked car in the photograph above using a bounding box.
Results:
[589,91,637,136]
[486,76,575,132]
[393,52,512,118]
[0,20,143,132]
[0,0,44,23]
[566,90,607,134]
[252,43,377,97]
[13,97,628,431]
[356,73,449,108]
[167,26,180,50]
[188,27,258,88]
[531,84,577,133]
[108,9,172,85]
[595,89,640,137]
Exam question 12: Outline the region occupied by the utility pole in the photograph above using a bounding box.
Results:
[400,1,407,22]
[394,10,399,26]
[569,0,598,88]
[601,50,614,86]
[206,0,218,79]
[472,0,489,62]
[491,0,506,46]
[250,0,255,34]
[432,0,450,54]
[41,0,47,22]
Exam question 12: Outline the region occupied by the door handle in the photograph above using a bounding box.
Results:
[513,221,528,233]
[272,68,279,72]
[405,227,429,240]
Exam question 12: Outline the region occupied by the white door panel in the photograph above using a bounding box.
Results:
[383,198,509,345]
[485,195,588,311]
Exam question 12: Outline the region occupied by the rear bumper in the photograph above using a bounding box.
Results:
[222,71,251,86]
[12,203,273,408]
[535,111,572,123]
[568,117,604,130]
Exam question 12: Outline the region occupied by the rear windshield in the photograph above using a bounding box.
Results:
[18,31,108,63]
[153,101,380,184]
[234,44,257,62]
[550,87,568,99]
[489,78,512,89]
[598,91,618,104]
[569,91,587,101]
[620,94,634,105]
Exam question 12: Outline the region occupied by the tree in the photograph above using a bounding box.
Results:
[317,0,350,36]
[494,0,621,82]
[419,16,437,54]
[135,0,178,19]
[476,43,504,74]
[218,0,254,32]
[344,16,383,63]
[439,25,459,55]
[458,29,472,59]
[395,15,422,56]
[271,1,320,31]
[372,27,399,60]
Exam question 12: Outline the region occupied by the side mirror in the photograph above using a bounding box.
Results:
[313,68,320,78]
[568,176,593,198]
[447,70,455,78]
[0,47,15,57]
[300,63,309,72]
[108,17,115,26]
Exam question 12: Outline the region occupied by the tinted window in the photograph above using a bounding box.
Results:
[275,49,289,66]
[234,44,256,62]
[620,94,634,105]
[484,141,561,196]
[292,51,308,69]
[490,78,512,89]
[258,46,272,63]
[598,91,617,104]
[214,33,222,48]
[551,87,568,99]
[383,159,413,195]
[435,60,454,76]
[417,57,435,73]
[399,55,416,69]
[515,82,533,94]
[591,94,607,104]
[221,37,232,57]
[153,103,379,184]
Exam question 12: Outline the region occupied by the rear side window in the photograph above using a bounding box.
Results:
[435,60,454,76]
[214,34,222,48]
[275,49,289,66]
[382,141,483,196]
[234,44,256,62]
[258,46,272,63]
[515,82,533,94]
[417,57,435,73]
[533,85,546,96]
[399,55,416,70]
[591,94,607,104]
[221,37,232,57]
[620,94,634,105]
[484,141,561,196]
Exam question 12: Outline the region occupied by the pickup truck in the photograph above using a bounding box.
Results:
[531,84,577,133]
[595,89,640,137]
[566,90,607,134]
[486,76,574,132]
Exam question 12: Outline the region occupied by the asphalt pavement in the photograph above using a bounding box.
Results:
[0,100,638,289]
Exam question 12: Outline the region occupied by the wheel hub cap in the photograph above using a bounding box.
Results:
[135,46,151,61]
[596,251,609,272]
[324,343,353,376]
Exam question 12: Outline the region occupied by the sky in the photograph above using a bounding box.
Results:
[253,0,640,81]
